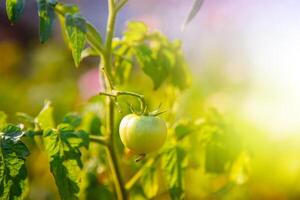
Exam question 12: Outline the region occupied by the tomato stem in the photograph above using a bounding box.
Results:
[26,131,109,146]
[106,98,127,200]
[99,0,128,199]
[99,90,147,114]
[99,0,154,198]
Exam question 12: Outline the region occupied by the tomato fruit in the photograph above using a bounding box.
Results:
[119,114,167,154]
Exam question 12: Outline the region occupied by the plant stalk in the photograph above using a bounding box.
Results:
[105,0,117,82]
[105,98,127,200]
[100,0,127,199]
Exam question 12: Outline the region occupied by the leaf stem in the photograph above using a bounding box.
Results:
[26,131,108,146]
[125,158,155,190]
[116,91,146,113]
[89,135,108,145]
[99,90,146,114]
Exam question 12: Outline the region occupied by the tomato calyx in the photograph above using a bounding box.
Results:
[130,108,167,117]
[148,109,167,117]
[99,90,168,117]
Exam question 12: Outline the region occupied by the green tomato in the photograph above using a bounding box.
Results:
[119,114,167,154]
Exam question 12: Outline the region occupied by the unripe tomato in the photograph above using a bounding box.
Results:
[119,114,167,154]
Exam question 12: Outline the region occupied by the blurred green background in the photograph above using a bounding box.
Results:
[1,0,300,199]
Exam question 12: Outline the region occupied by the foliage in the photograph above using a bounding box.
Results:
[113,21,190,89]
[37,0,56,43]
[161,146,186,200]
[6,0,25,23]
[0,0,245,199]
[0,123,29,200]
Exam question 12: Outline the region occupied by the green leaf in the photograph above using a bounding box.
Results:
[81,159,114,200]
[174,121,195,140]
[35,101,55,130]
[204,132,241,174]
[0,124,29,200]
[202,109,241,173]
[140,165,159,198]
[81,47,98,61]
[161,146,186,200]
[113,41,133,85]
[63,113,82,128]
[115,58,133,84]
[6,0,25,23]
[54,3,80,58]
[54,3,79,15]
[86,22,103,53]
[121,22,190,90]
[174,119,204,140]
[65,13,87,67]
[43,124,88,200]
[170,61,190,90]
[170,42,191,90]
[80,111,102,135]
[134,44,170,89]
[37,0,57,43]
[122,21,171,89]
[16,112,35,125]
[124,21,147,42]
[183,0,204,28]
[1,124,26,143]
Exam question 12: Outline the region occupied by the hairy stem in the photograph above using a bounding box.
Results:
[99,58,113,91]
[99,90,146,113]
[100,0,127,199]
[116,91,146,114]
[105,0,117,82]
[106,98,127,200]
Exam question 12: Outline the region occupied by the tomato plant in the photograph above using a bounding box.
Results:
[0,0,246,200]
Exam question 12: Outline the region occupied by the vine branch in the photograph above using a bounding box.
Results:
[99,0,128,199]
[99,90,146,114]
